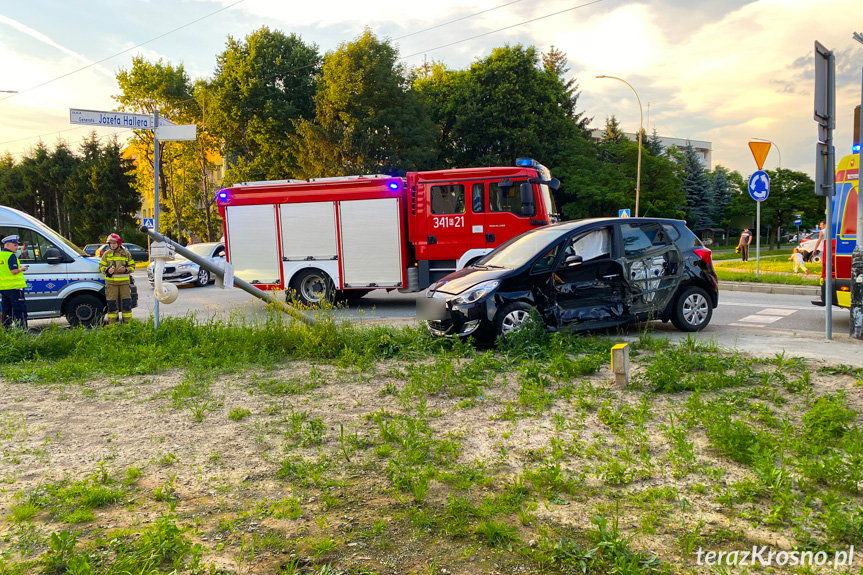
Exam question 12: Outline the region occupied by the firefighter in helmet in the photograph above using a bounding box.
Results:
[99,233,135,324]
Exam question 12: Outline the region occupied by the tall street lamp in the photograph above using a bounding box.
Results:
[750,137,781,168]
[597,75,642,217]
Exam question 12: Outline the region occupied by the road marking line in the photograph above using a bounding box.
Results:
[759,308,797,316]
[739,314,784,324]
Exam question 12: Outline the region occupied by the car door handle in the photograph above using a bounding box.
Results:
[602,274,620,280]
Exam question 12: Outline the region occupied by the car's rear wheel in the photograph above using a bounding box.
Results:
[671,286,713,332]
[494,302,534,337]
[291,269,334,306]
[65,294,104,327]
[811,253,823,264]
[196,268,210,287]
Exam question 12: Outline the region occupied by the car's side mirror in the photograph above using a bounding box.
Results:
[520,182,533,204]
[563,254,583,267]
[45,247,64,265]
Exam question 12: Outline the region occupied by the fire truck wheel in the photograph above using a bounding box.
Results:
[293,269,334,306]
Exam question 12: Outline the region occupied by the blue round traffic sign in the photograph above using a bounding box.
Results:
[748,170,770,202]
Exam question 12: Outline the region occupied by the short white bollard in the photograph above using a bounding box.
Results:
[611,343,630,386]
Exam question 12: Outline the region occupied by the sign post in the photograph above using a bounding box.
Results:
[748,170,770,276]
[814,41,835,340]
[748,141,772,277]
[70,106,196,330]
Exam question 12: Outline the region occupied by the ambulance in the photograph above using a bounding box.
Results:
[817,152,860,308]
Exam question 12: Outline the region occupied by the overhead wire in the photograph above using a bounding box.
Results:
[0,0,604,152]
[0,0,246,102]
[401,0,605,60]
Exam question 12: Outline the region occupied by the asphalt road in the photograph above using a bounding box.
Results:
[31,270,863,366]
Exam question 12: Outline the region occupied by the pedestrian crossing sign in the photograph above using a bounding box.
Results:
[618,209,630,218]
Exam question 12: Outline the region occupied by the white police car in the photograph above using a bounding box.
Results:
[0,206,138,326]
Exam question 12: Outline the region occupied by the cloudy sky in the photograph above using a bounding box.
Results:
[1,0,861,179]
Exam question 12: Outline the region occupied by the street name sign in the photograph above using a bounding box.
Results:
[155,124,196,141]
[70,108,154,129]
[748,171,770,202]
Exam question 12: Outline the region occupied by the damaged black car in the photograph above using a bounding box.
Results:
[420,217,718,341]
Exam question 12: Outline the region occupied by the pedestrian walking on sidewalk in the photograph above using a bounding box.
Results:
[738,228,752,262]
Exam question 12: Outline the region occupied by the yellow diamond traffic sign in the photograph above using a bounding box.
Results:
[748,141,772,170]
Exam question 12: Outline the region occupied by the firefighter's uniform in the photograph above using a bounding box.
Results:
[99,234,135,324]
[0,235,28,328]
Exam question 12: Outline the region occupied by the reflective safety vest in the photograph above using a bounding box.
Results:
[99,247,135,283]
[0,250,27,290]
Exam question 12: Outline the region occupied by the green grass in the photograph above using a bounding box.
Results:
[713,248,795,261]
[714,255,822,285]
[715,268,821,285]
[2,313,863,575]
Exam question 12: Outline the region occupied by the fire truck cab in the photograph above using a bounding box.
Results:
[216,159,559,305]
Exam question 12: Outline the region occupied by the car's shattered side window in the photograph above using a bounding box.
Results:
[621,223,681,311]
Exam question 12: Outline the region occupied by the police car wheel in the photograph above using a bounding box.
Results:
[66,294,104,327]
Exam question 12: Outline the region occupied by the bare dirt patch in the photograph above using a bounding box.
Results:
[1,345,862,574]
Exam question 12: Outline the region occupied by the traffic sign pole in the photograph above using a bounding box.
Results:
[747,170,771,277]
[153,109,160,330]
[68,105,195,332]
[815,41,835,340]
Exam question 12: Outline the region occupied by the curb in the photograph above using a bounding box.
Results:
[719,281,820,296]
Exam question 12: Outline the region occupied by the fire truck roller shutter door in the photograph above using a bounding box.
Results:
[339,198,403,287]
[279,202,338,261]
[225,205,281,286]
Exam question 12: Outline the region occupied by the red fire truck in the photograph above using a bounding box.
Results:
[216,159,560,304]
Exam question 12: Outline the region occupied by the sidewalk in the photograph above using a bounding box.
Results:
[719,280,819,296]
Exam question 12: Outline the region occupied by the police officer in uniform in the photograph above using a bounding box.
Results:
[0,234,29,328]
[99,233,135,324]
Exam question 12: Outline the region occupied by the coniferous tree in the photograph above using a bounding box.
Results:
[709,166,733,227]
[601,115,623,143]
[678,142,713,229]
[645,128,664,156]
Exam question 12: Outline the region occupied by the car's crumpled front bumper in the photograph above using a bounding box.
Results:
[147,265,198,285]
[418,291,494,338]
